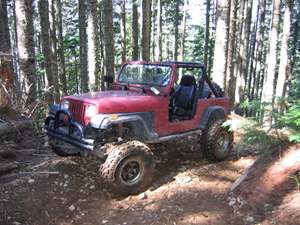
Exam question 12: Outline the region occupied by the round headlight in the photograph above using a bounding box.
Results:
[85,104,97,117]
[61,100,70,110]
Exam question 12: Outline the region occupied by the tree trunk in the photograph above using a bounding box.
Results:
[87,0,101,91]
[132,0,139,60]
[275,0,292,113]
[120,0,126,63]
[0,0,16,105]
[179,0,187,62]
[226,0,238,107]
[235,0,252,104]
[211,0,231,89]
[49,0,60,102]
[173,0,179,61]
[204,0,211,70]
[54,0,67,95]
[261,0,280,127]
[102,0,115,78]
[79,0,89,92]
[15,0,37,103]
[141,0,151,61]
[156,0,162,61]
[39,0,56,104]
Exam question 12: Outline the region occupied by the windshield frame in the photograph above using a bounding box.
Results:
[117,63,173,87]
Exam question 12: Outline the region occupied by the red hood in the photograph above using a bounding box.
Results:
[64,90,164,114]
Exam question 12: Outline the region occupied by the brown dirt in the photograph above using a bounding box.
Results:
[0,129,299,225]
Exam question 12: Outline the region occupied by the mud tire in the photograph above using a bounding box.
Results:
[201,119,233,161]
[100,141,155,195]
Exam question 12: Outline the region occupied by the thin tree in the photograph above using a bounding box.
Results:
[261,0,280,127]
[275,0,292,113]
[39,0,58,104]
[132,0,139,60]
[15,0,37,103]
[141,0,151,61]
[156,0,162,61]
[173,0,179,61]
[54,0,67,95]
[79,0,89,92]
[0,0,16,90]
[235,0,252,104]
[49,0,60,102]
[179,0,188,62]
[102,0,115,78]
[226,0,238,106]
[204,0,210,70]
[211,0,231,89]
[87,0,101,91]
[120,0,126,63]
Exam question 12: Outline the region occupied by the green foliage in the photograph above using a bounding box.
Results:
[280,100,300,143]
[289,171,300,190]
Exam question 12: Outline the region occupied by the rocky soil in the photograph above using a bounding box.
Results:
[0,121,299,225]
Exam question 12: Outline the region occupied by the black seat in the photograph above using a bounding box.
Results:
[172,75,197,117]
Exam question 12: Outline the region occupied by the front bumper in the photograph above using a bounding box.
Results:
[44,109,94,151]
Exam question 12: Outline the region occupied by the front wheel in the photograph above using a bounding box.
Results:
[201,119,233,161]
[100,141,155,195]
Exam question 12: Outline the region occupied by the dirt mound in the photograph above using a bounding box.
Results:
[230,144,300,224]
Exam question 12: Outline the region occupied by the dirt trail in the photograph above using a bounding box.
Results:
[0,130,297,225]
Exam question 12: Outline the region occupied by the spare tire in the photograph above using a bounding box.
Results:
[211,82,224,97]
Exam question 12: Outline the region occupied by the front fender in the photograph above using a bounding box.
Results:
[90,112,158,140]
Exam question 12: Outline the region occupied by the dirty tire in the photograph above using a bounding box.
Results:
[201,119,233,162]
[49,138,80,157]
[100,141,155,195]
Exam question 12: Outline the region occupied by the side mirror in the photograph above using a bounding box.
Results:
[104,76,114,84]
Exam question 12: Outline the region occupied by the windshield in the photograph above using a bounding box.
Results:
[119,64,172,86]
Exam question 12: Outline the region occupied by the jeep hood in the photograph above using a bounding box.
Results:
[64,90,164,114]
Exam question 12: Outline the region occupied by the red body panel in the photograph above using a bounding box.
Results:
[62,61,230,137]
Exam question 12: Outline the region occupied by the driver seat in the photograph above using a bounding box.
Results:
[172,75,197,118]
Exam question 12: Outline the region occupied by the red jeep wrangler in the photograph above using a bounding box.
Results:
[45,61,233,195]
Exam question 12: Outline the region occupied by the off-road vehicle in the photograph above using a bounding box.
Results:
[45,61,233,195]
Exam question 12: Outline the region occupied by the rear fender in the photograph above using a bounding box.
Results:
[199,106,226,129]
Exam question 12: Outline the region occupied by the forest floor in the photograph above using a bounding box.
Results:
[0,116,299,225]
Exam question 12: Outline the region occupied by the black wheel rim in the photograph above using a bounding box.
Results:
[119,158,144,185]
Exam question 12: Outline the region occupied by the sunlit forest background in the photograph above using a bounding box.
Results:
[0,0,299,141]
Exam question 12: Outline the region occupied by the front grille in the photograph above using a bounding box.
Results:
[69,101,85,123]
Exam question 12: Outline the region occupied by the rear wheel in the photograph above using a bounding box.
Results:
[100,141,155,195]
[200,119,233,161]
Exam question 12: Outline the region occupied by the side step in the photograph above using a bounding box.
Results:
[147,129,202,144]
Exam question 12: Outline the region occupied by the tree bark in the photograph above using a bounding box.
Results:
[102,0,115,78]
[87,0,101,91]
[54,0,67,95]
[0,0,16,104]
[49,0,60,102]
[235,0,252,104]
[156,0,162,61]
[141,0,151,61]
[120,0,126,63]
[261,0,280,127]
[226,0,238,107]
[79,0,89,92]
[15,0,37,103]
[173,0,179,61]
[204,0,211,70]
[275,0,292,113]
[132,0,139,60]
[211,0,231,89]
[39,0,56,104]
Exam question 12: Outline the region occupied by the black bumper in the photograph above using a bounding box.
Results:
[44,108,94,151]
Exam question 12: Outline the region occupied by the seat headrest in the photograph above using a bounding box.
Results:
[180,75,196,86]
